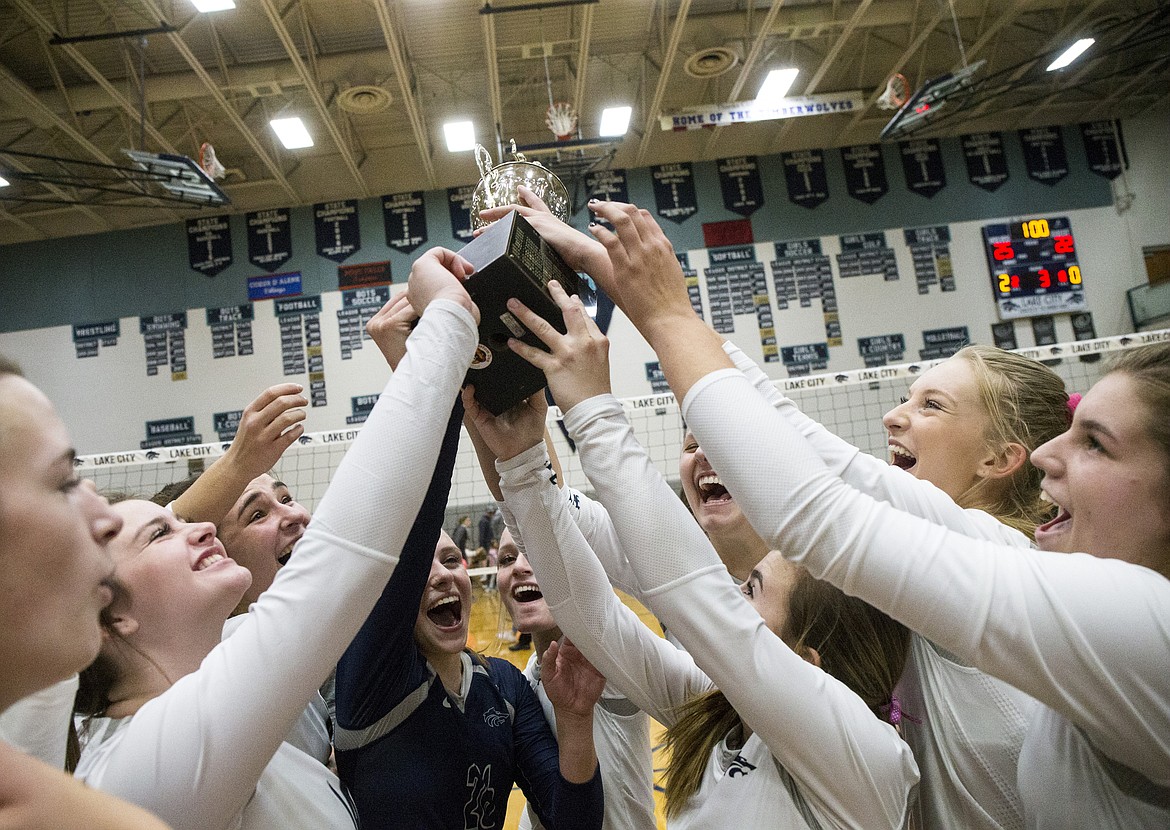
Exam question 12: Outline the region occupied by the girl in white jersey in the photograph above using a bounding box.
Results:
[586,198,1170,830]
[69,248,482,830]
[482,192,1070,829]
[464,309,919,829]
[0,356,168,830]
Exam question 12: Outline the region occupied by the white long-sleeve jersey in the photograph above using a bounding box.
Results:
[518,655,656,830]
[724,341,1039,830]
[682,367,1170,829]
[499,395,918,829]
[74,299,478,830]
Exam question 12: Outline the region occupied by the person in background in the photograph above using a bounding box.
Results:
[451,515,471,558]
[479,506,496,549]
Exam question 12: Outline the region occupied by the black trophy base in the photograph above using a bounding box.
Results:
[456,210,582,415]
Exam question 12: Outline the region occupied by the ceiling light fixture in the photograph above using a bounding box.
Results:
[755,68,799,103]
[1046,38,1095,71]
[270,117,314,149]
[599,106,632,137]
[191,0,236,11]
[444,121,476,152]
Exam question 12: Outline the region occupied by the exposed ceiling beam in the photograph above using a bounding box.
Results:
[767,0,873,152]
[634,0,691,166]
[703,0,790,157]
[373,0,436,188]
[959,0,1110,123]
[571,4,594,117]
[481,6,505,149]
[134,0,301,203]
[257,0,368,197]
[0,151,111,232]
[8,0,178,155]
[833,7,944,145]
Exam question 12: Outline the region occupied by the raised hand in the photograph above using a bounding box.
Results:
[365,291,418,371]
[586,200,696,340]
[541,638,606,720]
[477,186,612,285]
[503,280,611,413]
[225,383,308,477]
[406,247,479,323]
[461,387,548,464]
[169,383,306,524]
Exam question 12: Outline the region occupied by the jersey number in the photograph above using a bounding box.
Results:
[464,764,497,830]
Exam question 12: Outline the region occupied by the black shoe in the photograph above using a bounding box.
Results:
[508,635,532,652]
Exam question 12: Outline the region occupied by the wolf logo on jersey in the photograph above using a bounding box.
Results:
[727,754,758,777]
[482,707,509,727]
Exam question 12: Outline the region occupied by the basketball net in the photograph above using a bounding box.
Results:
[199,142,227,180]
[545,102,578,141]
[876,74,909,110]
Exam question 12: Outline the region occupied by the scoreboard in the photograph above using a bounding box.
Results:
[982,216,1086,320]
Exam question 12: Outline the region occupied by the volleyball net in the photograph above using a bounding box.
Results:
[77,330,1167,525]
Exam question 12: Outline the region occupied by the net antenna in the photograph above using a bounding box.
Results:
[876,73,910,111]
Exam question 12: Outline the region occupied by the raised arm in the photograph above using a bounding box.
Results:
[80,250,480,830]
[496,442,711,726]
[722,340,1027,546]
[168,383,306,524]
[681,368,1170,786]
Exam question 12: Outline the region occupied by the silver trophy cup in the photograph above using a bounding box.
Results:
[471,140,570,230]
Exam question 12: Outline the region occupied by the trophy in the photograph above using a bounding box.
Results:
[470,140,571,230]
[457,142,580,415]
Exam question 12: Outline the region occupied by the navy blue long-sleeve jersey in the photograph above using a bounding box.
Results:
[334,401,603,830]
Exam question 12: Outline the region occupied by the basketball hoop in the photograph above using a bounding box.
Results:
[876,74,910,111]
[545,102,578,141]
[199,142,226,180]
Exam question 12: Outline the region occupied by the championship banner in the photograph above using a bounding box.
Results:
[584,168,628,204]
[717,156,763,216]
[448,185,476,242]
[840,144,888,205]
[659,91,864,130]
[382,191,427,253]
[900,139,946,199]
[651,163,698,224]
[313,200,361,263]
[187,214,233,277]
[961,133,1009,192]
[1019,127,1069,186]
[1080,121,1125,180]
[246,208,292,272]
[781,150,829,210]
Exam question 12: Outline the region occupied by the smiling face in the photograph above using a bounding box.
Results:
[679,429,749,535]
[1032,372,1170,570]
[108,500,251,640]
[414,531,473,660]
[881,358,999,502]
[496,528,556,634]
[0,376,123,709]
[216,474,310,610]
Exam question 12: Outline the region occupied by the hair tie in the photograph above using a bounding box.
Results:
[1067,393,1082,418]
[878,695,920,727]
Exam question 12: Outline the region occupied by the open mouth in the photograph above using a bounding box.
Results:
[1037,490,1071,533]
[889,444,917,471]
[426,595,464,629]
[277,543,295,566]
[697,473,732,504]
[512,584,544,604]
[194,550,226,571]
